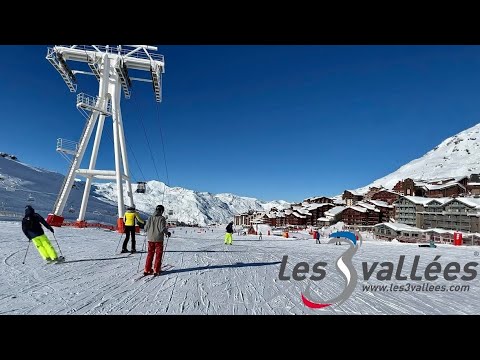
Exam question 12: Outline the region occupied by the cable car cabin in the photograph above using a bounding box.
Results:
[27,194,35,202]
[136,182,147,194]
[168,210,173,216]
[68,206,75,213]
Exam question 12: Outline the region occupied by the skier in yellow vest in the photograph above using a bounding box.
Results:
[122,206,145,253]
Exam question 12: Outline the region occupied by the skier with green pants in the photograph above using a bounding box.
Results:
[225,221,234,245]
[22,205,63,263]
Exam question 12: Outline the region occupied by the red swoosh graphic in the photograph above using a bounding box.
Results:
[301,293,332,309]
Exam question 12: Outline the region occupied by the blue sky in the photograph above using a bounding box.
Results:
[1,45,479,203]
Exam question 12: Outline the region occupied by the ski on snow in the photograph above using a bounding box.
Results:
[50,256,65,264]
[132,264,175,282]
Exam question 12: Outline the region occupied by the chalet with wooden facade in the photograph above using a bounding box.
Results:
[393,176,467,198]
[466,174,480,195]
[342,190,364,206]
[467,182,480,195]
[317,206,346,226]
[366,199,394,222]
[371,189,400,205]
[303,203,335,226]
[284,209,307,226]
[414,181,466,198]
[363,186,383,200]
[373,222,423,242]
[266,211,286,227]
[393,178,416,196]
[341,205,380,226]
[303,196,334,204]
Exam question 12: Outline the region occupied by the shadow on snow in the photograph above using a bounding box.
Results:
[56,256,132,264]
[162,260,282,275]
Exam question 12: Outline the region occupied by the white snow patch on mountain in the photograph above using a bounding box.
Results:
[356,122,480,193]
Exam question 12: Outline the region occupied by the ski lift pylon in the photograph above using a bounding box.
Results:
[136,181,147,194]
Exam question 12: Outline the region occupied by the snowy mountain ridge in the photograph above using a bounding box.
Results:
[94,180,289,226]
[356,122,480,194]
[0,156,289,226]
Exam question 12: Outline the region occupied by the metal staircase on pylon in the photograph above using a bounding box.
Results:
[76,93,112,118]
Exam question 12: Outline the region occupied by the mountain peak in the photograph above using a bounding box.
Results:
[357,122,480,193]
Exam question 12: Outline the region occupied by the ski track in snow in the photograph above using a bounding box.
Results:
[1,223,479,314]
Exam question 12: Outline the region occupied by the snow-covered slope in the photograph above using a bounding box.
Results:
[2,222,479,314]
[356,123,480,193]
[0,156,132,223]
[0,156,289,226]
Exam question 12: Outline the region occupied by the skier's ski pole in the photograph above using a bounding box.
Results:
[115,233,124,254]
[160,235,170,268]
[137,234,147,272]
[22,241,31,265]
[52,233,64,257]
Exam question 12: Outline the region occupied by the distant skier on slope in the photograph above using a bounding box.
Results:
[225,221,234,245]
[122,205,145,253]
[143,205,171,276]
[21,205,63,263]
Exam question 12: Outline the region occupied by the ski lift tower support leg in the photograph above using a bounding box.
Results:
[47,214,64,227]
[117,218,125,234]
[75,220,88,228]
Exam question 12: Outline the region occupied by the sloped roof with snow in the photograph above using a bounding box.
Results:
[347,205,368,213]
[443,197,480,209]
[345,190,364,196]
[306,203,332,210]
[423,228,456,235]
[304,196,333,202]
[396,196,442,205]
[373,189,400,196]
[367,199,393,208]
[296,208,311,215]
[422,175,468,184]
[325,206,346,216]
[424,182,465,191]
[356,201,381,212]
[374,222,423,232]
[292,212,306,219]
